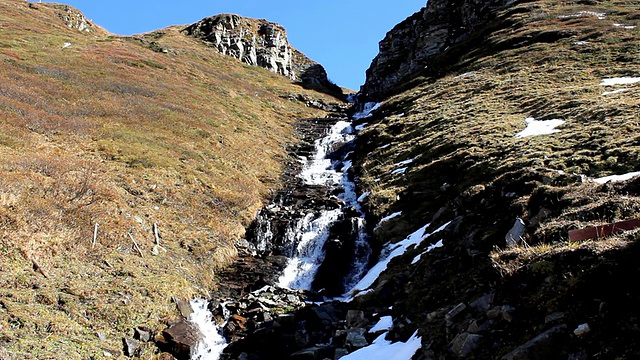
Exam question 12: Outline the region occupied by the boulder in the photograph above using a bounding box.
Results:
[160,319,203,360]
[346,328,368,349]
[501,324,567,360]
[122,337,140,357]
[450,332,482,358]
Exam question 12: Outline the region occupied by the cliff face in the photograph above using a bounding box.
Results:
[362,0,507,100]
[183,14,343,98]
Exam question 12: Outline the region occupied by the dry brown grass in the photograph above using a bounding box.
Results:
[358,0,640,227]
[0,1,339,358]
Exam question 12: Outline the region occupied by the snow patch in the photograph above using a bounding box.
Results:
[340,331,422,360]
[613,23,636,29]
[391,167,407,175]
[600,77,640,86]
[375,211,402,230]
[357,191,371,203]
[189,299,227,360]
[593,171,640,184]
[355,123,368,131]
[411,240,444,264]
[369,316,393,333]
[559,11,606,20]
[395,158,416,167]
[348,222,451,295]
[602,88,630,96]
[514,117,565,138]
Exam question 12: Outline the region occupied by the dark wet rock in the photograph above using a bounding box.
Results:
[501,324,568,360]
[544,312,565,324]
[446,303,467,323]
[470,293,494,313]
[346,310,366,328]
[346,328,368,349]
[450,332,482,358]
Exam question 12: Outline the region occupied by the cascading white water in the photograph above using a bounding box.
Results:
[189,299,228,360]
[190,103,381,360]
[277,209,342,289]
[278,106,379,294]
[277,120,355,289]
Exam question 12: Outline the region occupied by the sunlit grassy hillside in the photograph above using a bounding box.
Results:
[0,1,338,358]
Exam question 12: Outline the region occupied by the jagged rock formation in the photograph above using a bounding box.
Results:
[361,0,508,100]
[52,4,96,33]
[183,14,343,98]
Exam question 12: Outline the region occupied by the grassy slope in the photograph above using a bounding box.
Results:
[355,0,640,357]
[0,1,338,358]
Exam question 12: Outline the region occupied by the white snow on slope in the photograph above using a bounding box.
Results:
[593,171,640,184]
[514,117,565,138]
[613,23,636,29]
[348,221,451,294]
[411,239,444,264]
[602,88,630,96]
[599,77,640,86]
[558,11,606,20]
[395,158,416,167]
[340,331,422,360]
[377,212,402,226]
[391,167,408,175]
[369,316,394,333]
[357,191,371,202]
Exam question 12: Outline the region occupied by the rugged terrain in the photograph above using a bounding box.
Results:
[351,0,640,358]
[0,1,341,358]
[2,0,640,359]
[212,0,640,359]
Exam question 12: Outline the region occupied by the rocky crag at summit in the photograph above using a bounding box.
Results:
[361,0,510,100]
[183,14,343,99]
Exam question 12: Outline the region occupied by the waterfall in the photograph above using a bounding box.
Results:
[277,119,363,290]
[277,209,342,289]
[189,299,227,360]
[190,103,380,359]
[277,105,379,295]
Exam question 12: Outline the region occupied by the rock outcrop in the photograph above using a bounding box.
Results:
[52,4,96,33]
[183,14,343,98]
[361,0,508,100]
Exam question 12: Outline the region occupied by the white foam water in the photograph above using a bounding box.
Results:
[189,298,227,360]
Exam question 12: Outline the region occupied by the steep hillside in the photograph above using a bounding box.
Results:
[353,0,640,358]
[0,1,340,358]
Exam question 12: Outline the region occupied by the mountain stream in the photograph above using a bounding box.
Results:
[189,103,380,359]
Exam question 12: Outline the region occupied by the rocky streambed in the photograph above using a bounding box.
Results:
[126,103,395,360]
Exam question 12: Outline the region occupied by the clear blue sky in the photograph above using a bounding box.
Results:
[55,1,426,90]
